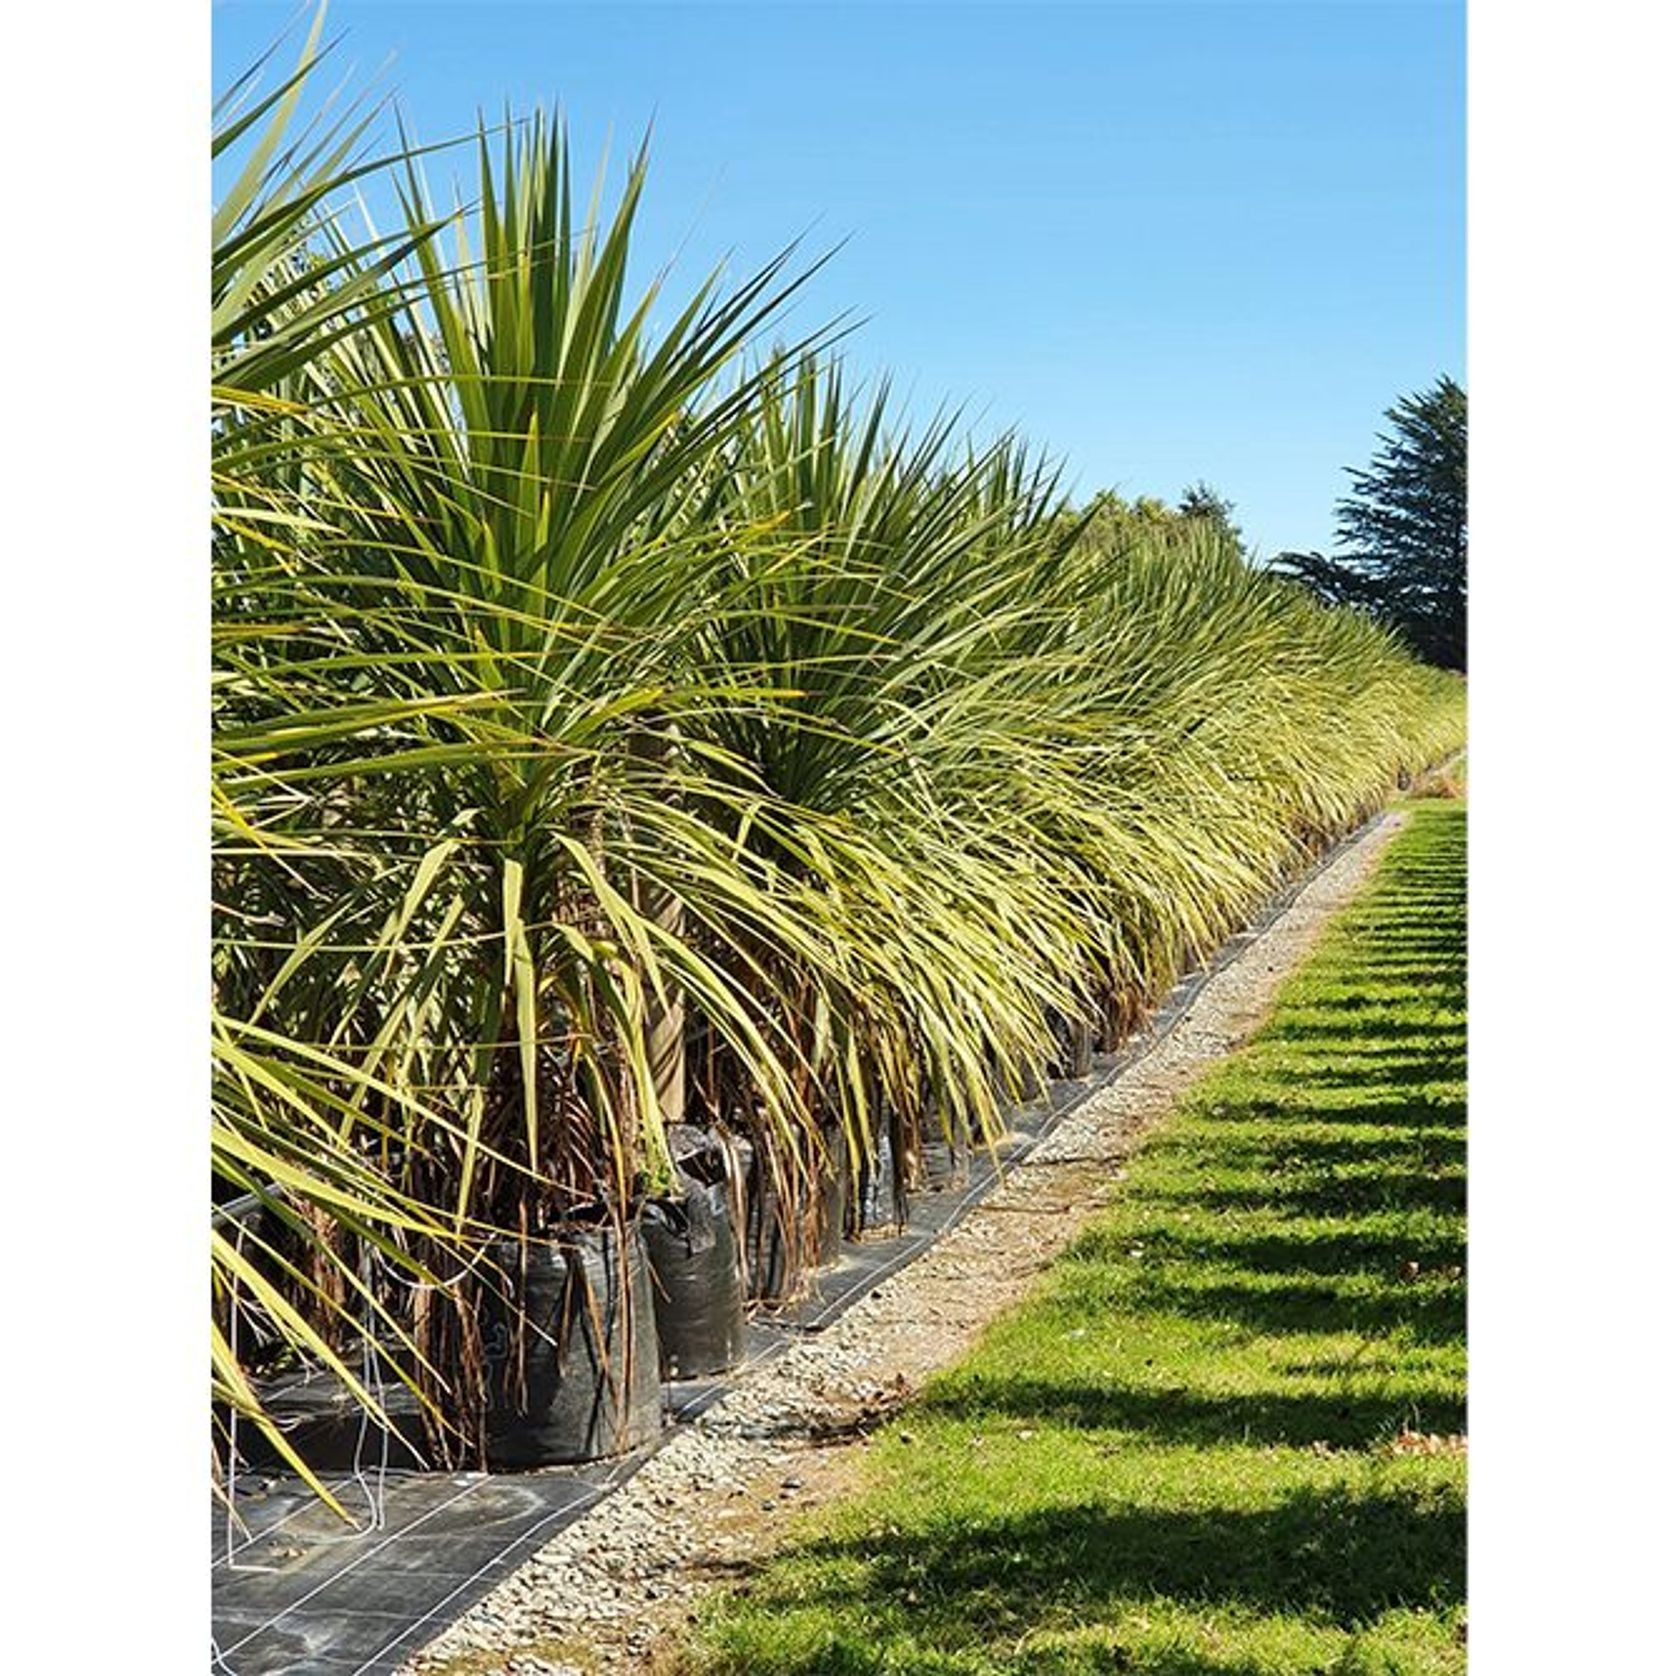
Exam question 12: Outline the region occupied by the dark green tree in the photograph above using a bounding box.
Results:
[1274,377,1466,668]
[1178,480,1244,551]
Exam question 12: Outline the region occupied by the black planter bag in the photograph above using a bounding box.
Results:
[744,1151,848,1303]
[483,1221,661,1467]
[1052,1014,1094,1080]
[643,1176,746,1378]
[816,1162,845,1265]
[854,1122,902,1233]
[916,1110,972,1192]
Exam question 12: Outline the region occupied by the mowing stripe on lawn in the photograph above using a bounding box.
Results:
[677,801,1466,1676]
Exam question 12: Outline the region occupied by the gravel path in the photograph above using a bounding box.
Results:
[401,811,1410,1676]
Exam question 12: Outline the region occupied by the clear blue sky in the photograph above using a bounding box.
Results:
[213,0,1463,558]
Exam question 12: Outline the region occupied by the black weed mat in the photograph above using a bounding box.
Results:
[210,813,1380,1675]
[210,1461,653,1675]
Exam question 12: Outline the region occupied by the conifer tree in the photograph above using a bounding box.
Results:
[1275,378,1466,669]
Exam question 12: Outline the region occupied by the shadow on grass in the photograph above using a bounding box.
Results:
[1152,1130,1461,1173]
[1297,1065,1463,1097]
[1130,1274,1465,1347]
[1110,1223,1465,1277]
[924,1374,1465,1447]
[1182,1168,1464,1220]
[1261,1019,1461,1047]
[768,1485,1464,1635]
[1168,1090,1462,1132]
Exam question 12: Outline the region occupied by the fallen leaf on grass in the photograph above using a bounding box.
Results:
[1380,1429,1467,1457]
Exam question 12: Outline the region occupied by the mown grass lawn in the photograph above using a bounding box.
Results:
[675,802,1466,1676]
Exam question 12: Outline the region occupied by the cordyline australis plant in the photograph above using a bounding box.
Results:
[211,20,1466,1505]
[213,30,828,1484]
